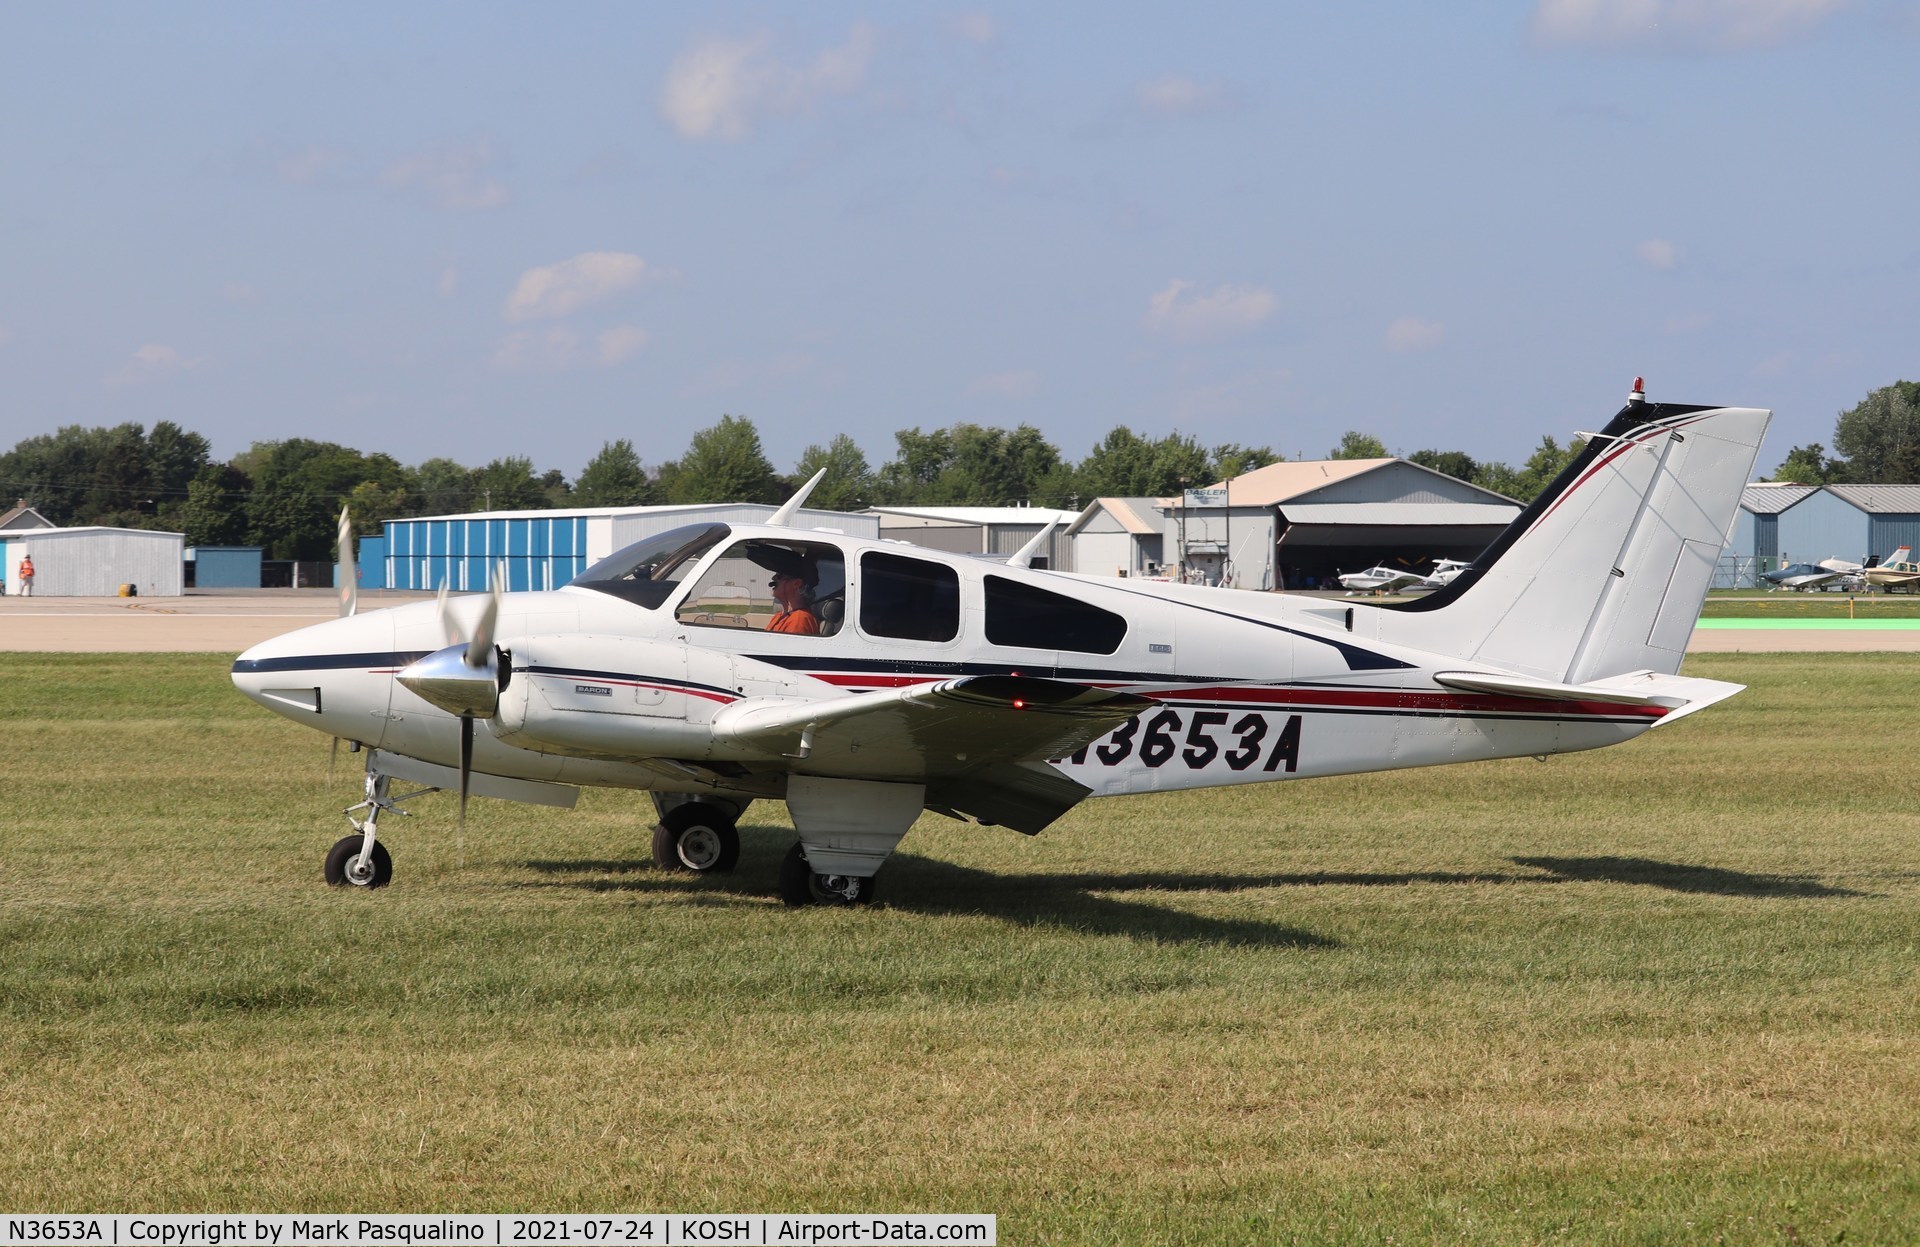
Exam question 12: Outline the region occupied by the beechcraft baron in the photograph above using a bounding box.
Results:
[233,384,1769,907]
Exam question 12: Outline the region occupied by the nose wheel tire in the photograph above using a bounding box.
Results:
[652,803,741,873]
[778,841,876,907]
[324,835,393,888]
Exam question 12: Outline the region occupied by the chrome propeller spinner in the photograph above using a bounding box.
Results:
[397,565,507,836]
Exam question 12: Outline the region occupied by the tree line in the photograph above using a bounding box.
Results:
[6,382,1909,560]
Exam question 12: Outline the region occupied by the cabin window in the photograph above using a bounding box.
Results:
[984,574,1127,654]
[571,523,730,609]
[676,538,846,636]
[858,552,960,642]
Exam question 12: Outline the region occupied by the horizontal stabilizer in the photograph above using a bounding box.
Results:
[1433,668,1743,725]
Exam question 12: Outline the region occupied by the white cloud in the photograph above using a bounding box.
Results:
[1145,279,1276,340]
[660,24,877,141]
[1531,0,1849,51]
[438,266,462,298]
[383,139,509,211]
[968,369,1039,398]
[1384,316,1446,353]
[1636,238,1681,270]
[598,325,650,365]
[1137,74,1235,116]
[107,343,203,386]
[504,252,647,323]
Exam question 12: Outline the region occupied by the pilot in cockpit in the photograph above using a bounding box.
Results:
[761,556,820,636]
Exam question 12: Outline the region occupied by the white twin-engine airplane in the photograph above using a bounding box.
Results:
[233,388,1769,908]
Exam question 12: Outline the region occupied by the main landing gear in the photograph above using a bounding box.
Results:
[778,842,877,906]
[651,801,742,874]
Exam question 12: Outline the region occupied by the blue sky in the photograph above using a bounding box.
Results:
[4,1,1916,483]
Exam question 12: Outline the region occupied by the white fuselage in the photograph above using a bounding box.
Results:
[232,531,1661,809]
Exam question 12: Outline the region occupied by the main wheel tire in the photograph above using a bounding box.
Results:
[777,841,876,907]
[653,803,741,873]
[324,835,392,888]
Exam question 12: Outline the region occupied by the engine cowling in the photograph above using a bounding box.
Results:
[494,634,743,761]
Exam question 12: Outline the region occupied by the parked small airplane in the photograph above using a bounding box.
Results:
[1403,558,1472,593]
[1864,546,1920,593]
[1762,561,1856,591]
[233,387,1768,908]
[1337,565,1427,594]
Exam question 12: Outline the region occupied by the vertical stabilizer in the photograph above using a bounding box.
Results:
[1372,400,1770,683]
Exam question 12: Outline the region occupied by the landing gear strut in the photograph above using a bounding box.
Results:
[778,842,877,907]
[652,802,742,874]
[327,766,433,888]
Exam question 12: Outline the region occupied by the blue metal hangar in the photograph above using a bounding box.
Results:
[380,503,880,593]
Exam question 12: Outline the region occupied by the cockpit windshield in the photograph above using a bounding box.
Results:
[569,523,731,608]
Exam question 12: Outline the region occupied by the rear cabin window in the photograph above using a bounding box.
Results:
[984,574,1127,654]
[858,552,960,642]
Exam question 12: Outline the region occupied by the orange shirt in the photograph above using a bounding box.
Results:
[768,609,819,636]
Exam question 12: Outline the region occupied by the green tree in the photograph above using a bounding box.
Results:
[792,434,873,511]
[1474,436,1580,503]
[1770,442,1839,485]
[410,458,474,515]
[1831,381,1920,483]
[178,464,251,547]
[240,439,409,559]
[873,423,1068,505]
[574,439,654,507]
[1209,443,1279,481]
[668,414,783,504]
[1076,428,1214,499]
[1407,449,1481,483]
[1329,431,1389,460]
[469,456,550,512]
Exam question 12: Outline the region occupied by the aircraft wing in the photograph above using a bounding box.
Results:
[712,675,1154,832]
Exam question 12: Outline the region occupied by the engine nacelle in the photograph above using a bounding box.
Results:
[494,634,742,760]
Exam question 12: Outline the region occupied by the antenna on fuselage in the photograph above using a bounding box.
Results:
[767,468,828,527]
[1006,519,1059,569]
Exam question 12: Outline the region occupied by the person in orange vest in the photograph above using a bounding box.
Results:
[16,553,34,597]
[767,569,819,635]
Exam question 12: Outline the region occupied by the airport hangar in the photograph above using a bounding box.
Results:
[1726,483,1920,578]
[1065,458,1521,590]
[373,503,881,592]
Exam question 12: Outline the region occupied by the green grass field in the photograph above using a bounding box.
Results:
[1700,594,1920,619]
[6,653,1919,1243]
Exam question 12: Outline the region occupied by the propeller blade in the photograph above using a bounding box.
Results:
[328,735,340,786]
[465,564,503,668]
[457,713,473,866]
[336,506,358,618]
[436,581,457,646]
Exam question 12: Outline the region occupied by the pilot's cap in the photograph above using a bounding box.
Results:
[746,543,819,587]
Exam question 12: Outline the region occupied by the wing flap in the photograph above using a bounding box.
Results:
[713,675,1152,780]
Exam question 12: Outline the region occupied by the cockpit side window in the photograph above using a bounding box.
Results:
[676,538,846,636]
[571,523,730,608]
[859,552,960,642]
[985,574,1127,653]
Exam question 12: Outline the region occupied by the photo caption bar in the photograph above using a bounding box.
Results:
[1,1217,994,1247]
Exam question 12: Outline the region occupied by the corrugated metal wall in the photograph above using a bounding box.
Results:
[383,507,879,593]
[193,547,262,588]
[5,529,184,596]
[1868,516,1920,560]
[1776,492,1869,566]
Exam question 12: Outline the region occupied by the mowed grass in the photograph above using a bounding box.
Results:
[1701,594,1920,618]
[5,653,1920,1243]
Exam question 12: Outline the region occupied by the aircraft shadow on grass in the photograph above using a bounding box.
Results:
[523,824,1336,948]
[1510,855,1865,898]
[520,835,1862,944]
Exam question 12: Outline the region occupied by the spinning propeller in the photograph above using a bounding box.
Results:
[397,565,507,838]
